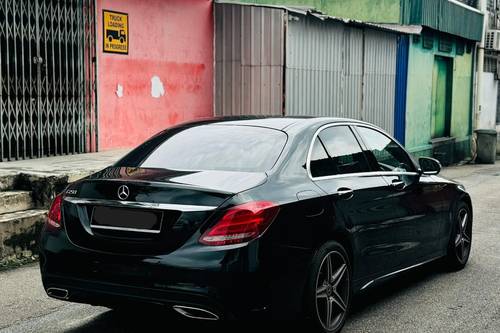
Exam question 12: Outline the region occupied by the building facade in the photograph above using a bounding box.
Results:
[96,0,214,150]
[215,3,406,137]
[0,0,486,164]
[228,0,484,164]
[0,0,214,160]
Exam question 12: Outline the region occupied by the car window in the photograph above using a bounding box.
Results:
[310,126,370,177]
[309,137,335,178]
[126,125,287,172]
[356,126,415,173]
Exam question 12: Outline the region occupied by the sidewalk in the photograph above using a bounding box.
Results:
[440,161,500,181]
[0,149,129,183]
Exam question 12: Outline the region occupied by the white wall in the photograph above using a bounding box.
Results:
[478,73,498,130]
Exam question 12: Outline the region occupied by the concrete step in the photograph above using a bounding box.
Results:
[0,173,17,191]
[15,173,68,208]
[0,171,69,209]
[0,209,47,261]
[0,191,34,215]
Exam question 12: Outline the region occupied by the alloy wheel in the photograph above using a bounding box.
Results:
[454,208,471,263]
[315,251,350,331]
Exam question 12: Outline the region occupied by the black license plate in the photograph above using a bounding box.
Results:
[91,206,162,233]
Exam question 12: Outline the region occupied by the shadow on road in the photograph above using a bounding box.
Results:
[350,259,449,315]
[66,310,300,333]
[64,261,450,333]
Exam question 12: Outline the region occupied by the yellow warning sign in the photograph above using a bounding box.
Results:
[103,10,128,54]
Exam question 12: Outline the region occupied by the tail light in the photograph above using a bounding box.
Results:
[46,194,63,230]
[200,201,279,246]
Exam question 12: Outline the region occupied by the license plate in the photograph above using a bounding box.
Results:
[91,206,163,233]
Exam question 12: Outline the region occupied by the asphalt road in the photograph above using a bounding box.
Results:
[1,163,500,333]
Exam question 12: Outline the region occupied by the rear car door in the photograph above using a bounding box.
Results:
[308,125,406,281]
[353,125,445,262]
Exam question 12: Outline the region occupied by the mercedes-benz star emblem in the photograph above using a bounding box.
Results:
[117,185,130,200]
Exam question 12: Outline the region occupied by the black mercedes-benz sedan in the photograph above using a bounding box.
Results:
[40,117,472,333]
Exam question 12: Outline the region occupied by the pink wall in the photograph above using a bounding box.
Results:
[97,0,213,150]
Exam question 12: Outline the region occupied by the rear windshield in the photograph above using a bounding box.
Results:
[120,125,287,172]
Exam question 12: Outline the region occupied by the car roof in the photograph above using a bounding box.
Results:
[193,116,372,132]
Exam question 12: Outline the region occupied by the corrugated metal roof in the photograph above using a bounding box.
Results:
[362,23,423,35]
[449,0,481,14]
[215,1,423,35]
[402,0,483,41]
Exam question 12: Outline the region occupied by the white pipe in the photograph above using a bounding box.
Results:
[475,0,488,130]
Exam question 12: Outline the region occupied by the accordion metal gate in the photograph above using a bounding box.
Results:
[0,0,97,161]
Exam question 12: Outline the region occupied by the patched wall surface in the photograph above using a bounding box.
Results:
[97,0,214,150]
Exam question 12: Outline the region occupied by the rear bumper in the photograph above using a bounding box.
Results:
[42,274,230,319]
[39,230,272,319]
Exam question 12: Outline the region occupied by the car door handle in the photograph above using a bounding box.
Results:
[336,187,354,200]
[390,179,405,190]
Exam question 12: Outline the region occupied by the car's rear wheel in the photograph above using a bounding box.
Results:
[304,241,351,333]
[445,201,472,270]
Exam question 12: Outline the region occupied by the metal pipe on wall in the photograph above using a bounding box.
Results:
[475,0,488,130]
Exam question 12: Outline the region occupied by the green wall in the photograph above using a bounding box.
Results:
[405,37,434,152]
[223,0,482,41]
[320,0,400,23]
[401,0,483,41]
[451,50,473,161]
[405,34,473,158]
[222,0,401,23]
[451,52,473,140]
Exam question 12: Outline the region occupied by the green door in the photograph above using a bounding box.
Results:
[431,57,452,138]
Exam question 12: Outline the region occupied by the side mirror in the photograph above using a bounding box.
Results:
[418,157,442,175]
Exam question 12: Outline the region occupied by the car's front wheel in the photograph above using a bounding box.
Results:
[304,241,352,333]
[445,201,472,270]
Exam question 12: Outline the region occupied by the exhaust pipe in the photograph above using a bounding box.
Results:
[172,305,219,321]
[46,287,69,300]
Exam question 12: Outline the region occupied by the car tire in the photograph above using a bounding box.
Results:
[445,201,472,271]
[304,241,352,333]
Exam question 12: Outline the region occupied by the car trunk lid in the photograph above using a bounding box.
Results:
[62,167,267,255]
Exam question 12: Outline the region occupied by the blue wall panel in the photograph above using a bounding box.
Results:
[394,35,409,145]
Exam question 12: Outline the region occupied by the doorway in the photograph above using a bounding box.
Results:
[431,56,453,138]
[0,0,97,161]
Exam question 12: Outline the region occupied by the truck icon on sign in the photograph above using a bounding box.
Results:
[106,29,126,43]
